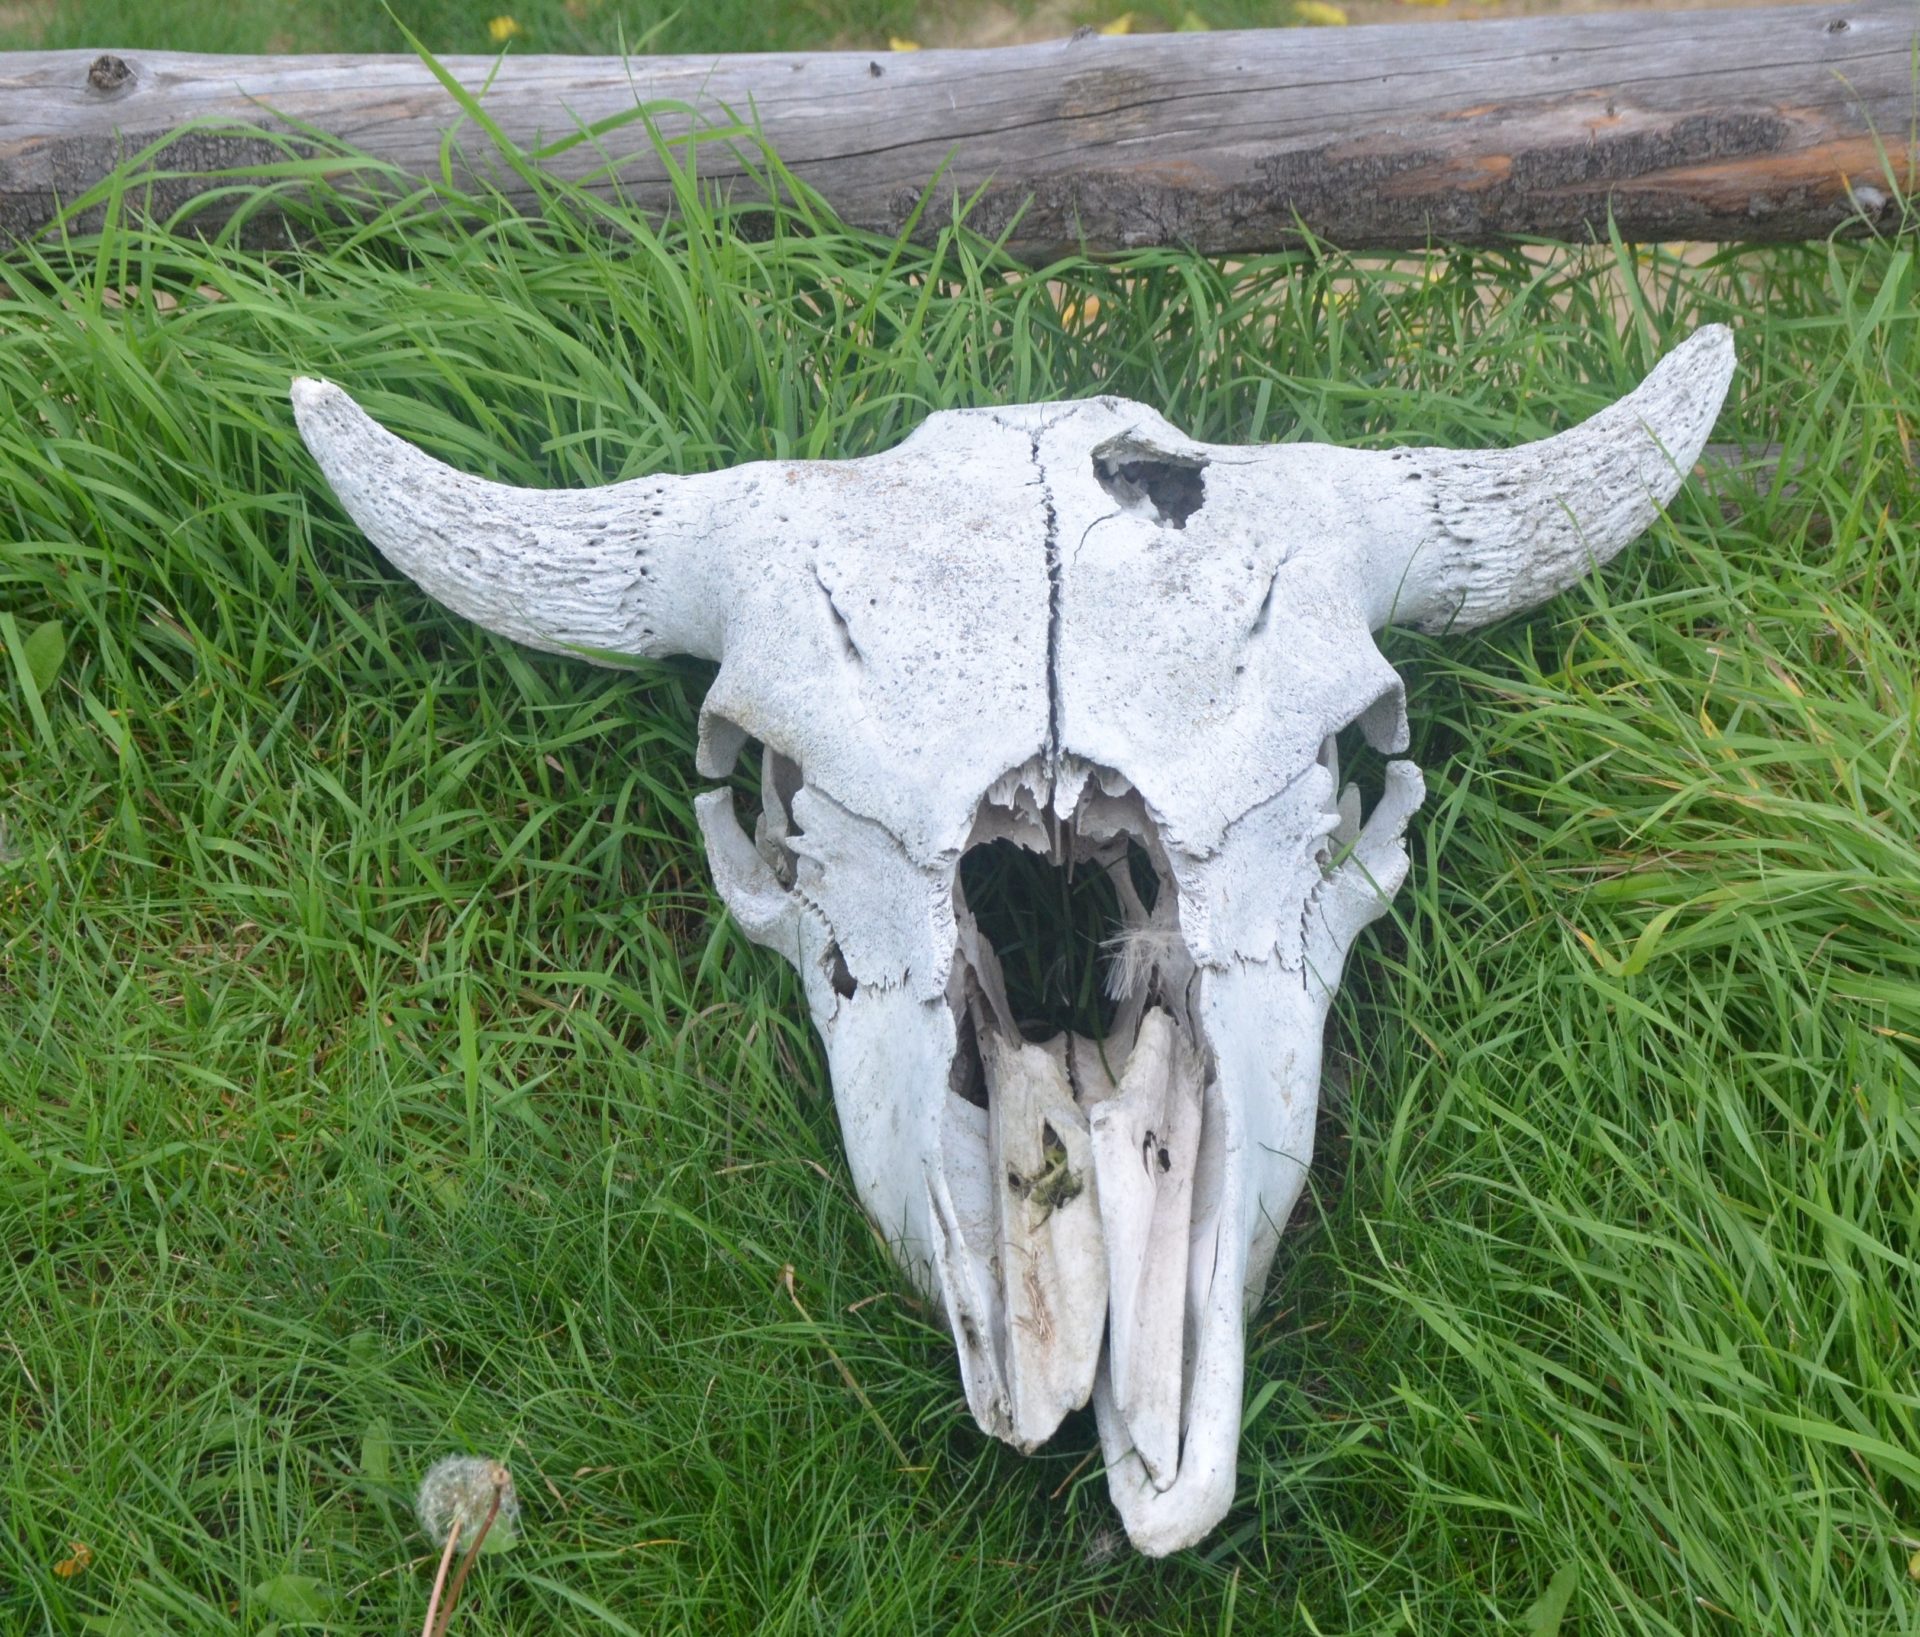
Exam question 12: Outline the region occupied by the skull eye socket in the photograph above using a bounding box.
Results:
[1322,723,1378,849]
[1354,676,1409,755]
[1322,679,1405,862]
[705,719,805,883]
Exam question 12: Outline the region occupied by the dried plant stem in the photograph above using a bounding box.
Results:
[427,1476,507,1637]
[420,1524,461,1637]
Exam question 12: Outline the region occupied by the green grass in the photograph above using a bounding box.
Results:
[0,0,904,58]
[2,85,1918,1637]
[0,0,1317,59]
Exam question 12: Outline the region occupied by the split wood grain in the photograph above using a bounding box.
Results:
[1,4,1913,255]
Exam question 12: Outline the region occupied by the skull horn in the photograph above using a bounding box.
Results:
[291,378,738,663]
[1355,324,1735,633]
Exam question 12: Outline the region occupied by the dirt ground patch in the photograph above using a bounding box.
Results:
[0,0,49,36]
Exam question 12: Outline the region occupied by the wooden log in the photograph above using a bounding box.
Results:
[1,4,1914,257]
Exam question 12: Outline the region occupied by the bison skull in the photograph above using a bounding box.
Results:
[292,326,1733,1554]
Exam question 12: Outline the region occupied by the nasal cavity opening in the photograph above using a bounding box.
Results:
[959,841,1123,1042]
[1091,435,1208,529]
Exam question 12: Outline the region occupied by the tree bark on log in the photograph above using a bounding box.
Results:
[0,4,1914,258]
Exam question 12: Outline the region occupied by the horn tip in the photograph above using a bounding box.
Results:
[1646,323,1737,475]
[1691,320,1735,357]
[289,377,352,441]
[289,377,373,463]
[1664,323,1737,405]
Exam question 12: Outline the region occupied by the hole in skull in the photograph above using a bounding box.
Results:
[1322,721,1389,869]
[824,941,857,1000]
[1006,1120,1082,1212]
[949,1008,988,1108]
[1091,438,1207,529]
[716,727,804,888]
[1093,457,1206,529]
[959,840,1123,1042]
[764,748,802,828]
[717,731,768,819]
[1125,837,1160,915]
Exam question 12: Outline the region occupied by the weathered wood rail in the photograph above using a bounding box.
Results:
[1,3,1914,256]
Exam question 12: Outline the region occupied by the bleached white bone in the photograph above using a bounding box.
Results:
[1088,1006,1205,1489]
[982,1031,1108,1448]
[291,325,1735,1556]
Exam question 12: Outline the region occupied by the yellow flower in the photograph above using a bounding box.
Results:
[53,1542,93,1579]
[487,15,523,42]
[1099,11,1136,33]
[887,35,921,50]
[1292,0,1348,19]
[1175,10,1212,28]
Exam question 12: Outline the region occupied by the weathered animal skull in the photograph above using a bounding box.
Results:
[292,327,1733,1554]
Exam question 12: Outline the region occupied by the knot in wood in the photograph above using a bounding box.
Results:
[87,54,133,94]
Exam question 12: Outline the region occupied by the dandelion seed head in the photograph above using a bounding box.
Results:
[417,1455,519,1551]
[1102,923,1183,1002]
